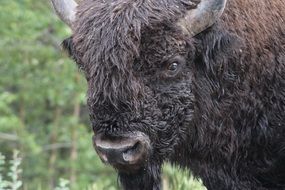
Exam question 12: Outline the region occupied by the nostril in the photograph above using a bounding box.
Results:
[93,132,150,169]
[122,141,146,164]
[123,141,140,155]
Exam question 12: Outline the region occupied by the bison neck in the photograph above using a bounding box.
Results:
[170,10,285,188]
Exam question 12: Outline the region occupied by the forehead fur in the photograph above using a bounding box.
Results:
[72,0,198,109]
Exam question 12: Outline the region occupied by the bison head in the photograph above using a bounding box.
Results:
[50,0,227,189]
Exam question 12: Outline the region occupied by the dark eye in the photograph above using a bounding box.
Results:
[168,62,179,71]
[162,56,185,78]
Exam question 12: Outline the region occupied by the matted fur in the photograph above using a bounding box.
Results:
[60,0,285,189]
[72,0,198,111]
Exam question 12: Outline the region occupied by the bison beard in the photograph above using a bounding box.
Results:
[119,164,162,190]
[51,0,285,189]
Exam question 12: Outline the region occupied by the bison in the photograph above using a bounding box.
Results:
[49,0,285,189]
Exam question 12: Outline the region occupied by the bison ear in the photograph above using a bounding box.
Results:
[178,0,227,37]
[62,37,74,57]
[61,37,79,62]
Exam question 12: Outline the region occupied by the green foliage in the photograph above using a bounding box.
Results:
[87,179,118,190]
[163,164,206,190]
[0,151,22,190]
[7,151,22,190]
[55,179,70,190]
[0,153,9,190]
[0,0,206,189]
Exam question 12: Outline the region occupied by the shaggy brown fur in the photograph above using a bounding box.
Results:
[60,0,285,189]
[223,0,285,76]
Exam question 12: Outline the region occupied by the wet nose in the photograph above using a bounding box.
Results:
[93,132,150,171]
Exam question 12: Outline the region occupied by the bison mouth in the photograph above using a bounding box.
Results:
[93,132,151,173]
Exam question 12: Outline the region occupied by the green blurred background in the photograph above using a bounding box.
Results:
[0,0,206,189]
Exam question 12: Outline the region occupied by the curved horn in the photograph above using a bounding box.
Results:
[178,0,227,37]
[50,0,78,28]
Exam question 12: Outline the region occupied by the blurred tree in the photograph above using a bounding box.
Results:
[0,0,117,189]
